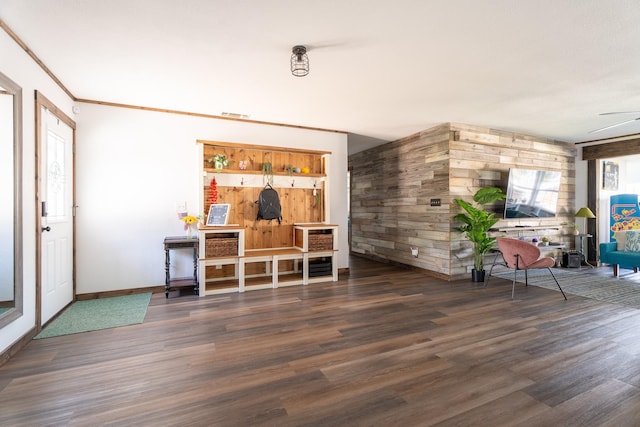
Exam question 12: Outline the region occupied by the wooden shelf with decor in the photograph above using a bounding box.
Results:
[196,140,337,294]
[203,168,325,178]
[199,140,328,176]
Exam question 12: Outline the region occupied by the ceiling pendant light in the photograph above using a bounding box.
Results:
[291,45,309,77]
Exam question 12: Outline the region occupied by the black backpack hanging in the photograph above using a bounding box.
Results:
[256,183,282,224]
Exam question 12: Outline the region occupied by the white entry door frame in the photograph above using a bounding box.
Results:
[36,92,76,328]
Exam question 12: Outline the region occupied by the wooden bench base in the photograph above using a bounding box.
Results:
[199,247,337,296]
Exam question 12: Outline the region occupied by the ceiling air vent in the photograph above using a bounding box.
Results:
[221,112,250,119]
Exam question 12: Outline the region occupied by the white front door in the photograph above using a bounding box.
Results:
[40,106,74,324]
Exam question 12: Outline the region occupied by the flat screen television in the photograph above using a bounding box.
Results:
[504,168,561,218]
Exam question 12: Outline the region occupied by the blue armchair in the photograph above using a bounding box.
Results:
[599,241,640,277]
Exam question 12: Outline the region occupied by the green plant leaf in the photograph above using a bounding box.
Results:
[454,186,505,271]
[473,187,507,205]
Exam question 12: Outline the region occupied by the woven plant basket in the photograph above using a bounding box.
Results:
[308,234,333,251]
[205,238,238,257]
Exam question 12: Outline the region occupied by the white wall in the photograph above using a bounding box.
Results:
[1,29,75,353]
[1,28,348,355]
[75,104,348,293]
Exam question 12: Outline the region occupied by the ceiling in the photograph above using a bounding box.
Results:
[2,0,640,153]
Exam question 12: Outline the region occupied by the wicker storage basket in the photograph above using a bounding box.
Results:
[205,237,238,257]
[308,233,333,251]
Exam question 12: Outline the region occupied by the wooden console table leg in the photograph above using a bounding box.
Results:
[192,245,199,295]
[164,247,170,298]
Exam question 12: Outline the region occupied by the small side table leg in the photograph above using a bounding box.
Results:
[193,245,199,295]
[165,247,170,298]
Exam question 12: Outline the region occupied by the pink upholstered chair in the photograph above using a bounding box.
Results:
[496,237,567,300]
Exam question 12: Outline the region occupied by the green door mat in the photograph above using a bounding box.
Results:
[35,293,152,339]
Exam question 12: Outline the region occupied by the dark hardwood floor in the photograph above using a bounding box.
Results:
[1,257,640,426]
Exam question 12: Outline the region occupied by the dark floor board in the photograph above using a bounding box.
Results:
[523,379,640,427]
[431,390,550,427]
[281,387,409,427]
[2,257,640,426]
[388,363,535,425]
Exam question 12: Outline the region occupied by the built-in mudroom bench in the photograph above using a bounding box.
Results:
[196,140,338,295]
[198,223,338,295]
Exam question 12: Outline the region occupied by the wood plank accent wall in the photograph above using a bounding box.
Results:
[200,141,327,250]
[350,124,452,276]
[349,123,577,279]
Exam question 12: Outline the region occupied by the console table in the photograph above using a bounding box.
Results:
[164,236,199,298]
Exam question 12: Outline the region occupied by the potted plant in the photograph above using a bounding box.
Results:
[262,162,274,185]
[207,154,229,172]
[563,222,580,235]
[454,187,506,282]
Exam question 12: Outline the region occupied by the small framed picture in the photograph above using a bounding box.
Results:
[206,204,230,226]
[603,161,619,191]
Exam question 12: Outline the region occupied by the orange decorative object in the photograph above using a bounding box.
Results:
[301,167,310,174]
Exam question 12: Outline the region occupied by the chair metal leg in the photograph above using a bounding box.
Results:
[485,251,502,287]
[547,267,567,300]
[512,254,520,299]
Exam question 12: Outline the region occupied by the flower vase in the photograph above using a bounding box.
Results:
[186,226,193,239]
